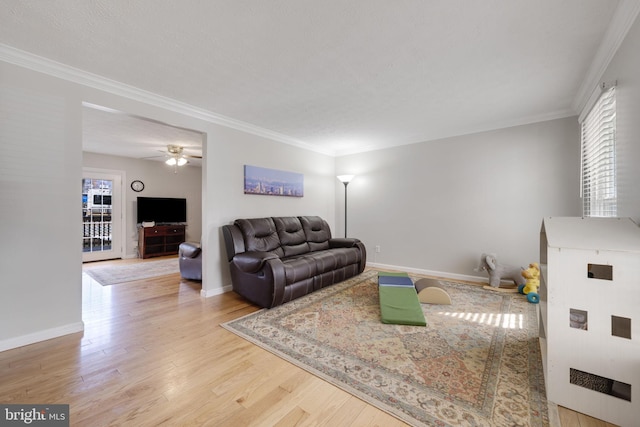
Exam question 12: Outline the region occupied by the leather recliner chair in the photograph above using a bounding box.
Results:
[179,242,202,280]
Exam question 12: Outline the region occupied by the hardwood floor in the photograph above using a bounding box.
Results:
[0,257,617,426]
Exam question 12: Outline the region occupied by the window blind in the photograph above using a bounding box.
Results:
[581,86,616,217]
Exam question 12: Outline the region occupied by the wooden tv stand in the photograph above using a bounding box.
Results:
[138,224,185,259]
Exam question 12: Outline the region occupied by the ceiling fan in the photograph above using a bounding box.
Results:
[149,144,202,172]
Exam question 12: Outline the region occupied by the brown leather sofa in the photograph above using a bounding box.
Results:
[222,216,366,308]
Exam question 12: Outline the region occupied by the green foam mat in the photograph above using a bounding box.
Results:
[378,271,410,277]
[378,273,426,326]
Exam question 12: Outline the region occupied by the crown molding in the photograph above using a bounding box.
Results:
[572,0,640,115]
[334,107,577,157]
[4,0,634,161]
[0,43,336,157]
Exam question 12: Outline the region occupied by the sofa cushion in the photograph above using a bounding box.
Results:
[300,216,331,251]
[306,247,361,274]
[235,218,284,257]
[273,217,310,257]
[281,256,318,285]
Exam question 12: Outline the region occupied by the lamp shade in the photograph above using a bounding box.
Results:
[337,174,355,183]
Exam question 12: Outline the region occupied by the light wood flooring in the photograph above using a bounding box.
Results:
[0,257,617,426]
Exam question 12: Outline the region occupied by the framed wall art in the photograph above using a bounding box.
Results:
[244,165,304,197]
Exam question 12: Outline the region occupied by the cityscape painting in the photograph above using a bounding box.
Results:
[244,165,304,197]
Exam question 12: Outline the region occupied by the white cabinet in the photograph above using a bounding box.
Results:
[539,217,640,426]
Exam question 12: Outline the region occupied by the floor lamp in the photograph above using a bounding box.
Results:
[337,175,355,238]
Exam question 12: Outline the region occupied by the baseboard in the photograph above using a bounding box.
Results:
[201,284,233,298]
[201,267,487,299]
[0,321,85,353]
[366,262,487,284]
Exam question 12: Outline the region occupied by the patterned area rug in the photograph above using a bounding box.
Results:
[83,257,179,286]
[222,270,551,427]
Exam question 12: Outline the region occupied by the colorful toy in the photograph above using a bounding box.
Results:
[519,262,540,303]
[475,253,526,288]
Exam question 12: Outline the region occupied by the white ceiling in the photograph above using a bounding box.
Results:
[1,1,636,157]
[82,104,204,166]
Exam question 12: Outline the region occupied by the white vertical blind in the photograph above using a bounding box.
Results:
[581,86,616,217]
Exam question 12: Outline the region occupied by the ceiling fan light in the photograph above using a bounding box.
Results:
[177,157,187,166]
[165,157,177,166]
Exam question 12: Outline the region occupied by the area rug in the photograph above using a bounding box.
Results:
[222,270,551,427]
[83,257,179,286]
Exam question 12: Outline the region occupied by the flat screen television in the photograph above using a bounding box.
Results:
[137,197,187,224]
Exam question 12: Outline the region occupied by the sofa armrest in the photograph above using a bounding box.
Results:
[179,242,201,258]
[232,251,280,274]
[222,224,246,262]
[329,237,361,248]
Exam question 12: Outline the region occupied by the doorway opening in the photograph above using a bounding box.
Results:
[82,170,124,262]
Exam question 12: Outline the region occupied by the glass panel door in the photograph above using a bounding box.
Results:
[82,172,122,262]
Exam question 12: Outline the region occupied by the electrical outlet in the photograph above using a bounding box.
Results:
[375,245,381,253]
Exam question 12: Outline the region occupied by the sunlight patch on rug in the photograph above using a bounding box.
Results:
[438,311,525,329]
[222,270,551,427]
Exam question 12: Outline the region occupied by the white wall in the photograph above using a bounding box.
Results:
[337,117,582,279]
[599,13,640,223]
[0,59,337,350]
[0,63,84,350]
[83,152,203,257]
[202,123,336,296]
